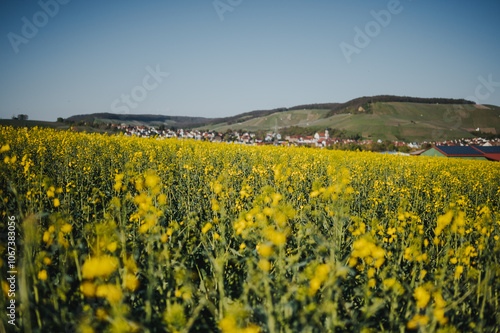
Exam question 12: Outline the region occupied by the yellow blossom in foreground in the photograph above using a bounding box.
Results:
[434,307,448,325]
[219,315,260,333]
[435,211,453,236]
[38,270,47,281]
[257,244,274,257]
[113,173,124,191]
[47,187,55,198]
[0,144,10,153]
[107,241,117,253]
[80,281,96,297]
[82,255,119,279]
[125,273,139,291]
[241,325,260,333]
[407,315,429,330]
[309,264,330,295]
[414,286,430,309]
[202,222,213,234]
[213,183,222,194]
[123,255,138,274]
[350,237,385,268]
[348,257,358,267]
[264,228,287,246]
[315,264,330,280]
[158,193,167,205]
[258,259,271,272]
[96,284,123,304]
[160,233,169,243]
[139,215,157,234]
[383,278,396,288]
[219,317,236,333]
[145,171,160,189]
[42,231,52,245]
[433,291,448,325]
[310,190,320,198]
[95,308,108,321]
[78,324,94,333]
[454,265,464,280]
[60,223,72,234]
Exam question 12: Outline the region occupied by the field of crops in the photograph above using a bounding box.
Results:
[1,126,499,333]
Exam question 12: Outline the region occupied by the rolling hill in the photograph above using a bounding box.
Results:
[64,103,340,129]
[64,113,211,128]
[9,96,500,142]
[198,99,500,142]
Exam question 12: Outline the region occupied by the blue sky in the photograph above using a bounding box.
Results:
[1,0,499,121]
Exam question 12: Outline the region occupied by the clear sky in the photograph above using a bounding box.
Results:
[1,0,499,121]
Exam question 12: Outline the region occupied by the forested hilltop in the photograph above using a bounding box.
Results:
[326,96,475,117]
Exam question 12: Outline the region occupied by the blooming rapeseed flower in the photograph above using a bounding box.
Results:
[414,286,430,309]
[38,270,47,281]
[80,281,96,297]
[257,243,274,257]
[202,223,212,234]
[96,284,123,304]
[82,256,119,279]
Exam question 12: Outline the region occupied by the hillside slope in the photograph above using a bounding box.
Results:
[202,102,500,142]
[65,113,211,128]
[50,96,500,141]
[317,102,500,142]
[198,109,330,132]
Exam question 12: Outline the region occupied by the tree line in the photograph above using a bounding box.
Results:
[327,95,475,117]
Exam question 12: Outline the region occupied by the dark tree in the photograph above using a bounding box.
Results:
[12,114,29,121]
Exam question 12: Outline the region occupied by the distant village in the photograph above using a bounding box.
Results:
[108,124,500,152]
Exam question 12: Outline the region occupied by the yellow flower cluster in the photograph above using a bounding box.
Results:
[219,315,260,333]
[349,237,385,269]
[309,264,330,295]
[82,255,119,279]
[1,126,500,332]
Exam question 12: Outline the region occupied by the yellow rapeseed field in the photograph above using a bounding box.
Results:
[0,126,499,332]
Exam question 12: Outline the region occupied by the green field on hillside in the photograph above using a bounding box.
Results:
[199,109,330,132]
[311,103,500,141]
[203,102,500,141]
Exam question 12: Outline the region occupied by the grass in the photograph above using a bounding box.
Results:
[198,109,330,132]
